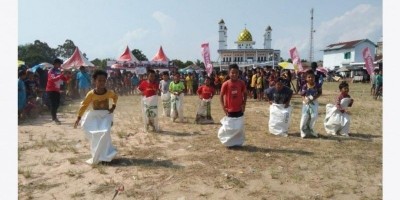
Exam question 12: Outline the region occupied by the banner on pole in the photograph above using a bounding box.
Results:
[362,47,374,75]
[201,43,213,76]
[289,47,303,72]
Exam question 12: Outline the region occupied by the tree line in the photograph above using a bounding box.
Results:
[18,39,204,70]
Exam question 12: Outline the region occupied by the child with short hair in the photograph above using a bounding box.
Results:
[300,70,322,138]
[218,64,247,147]
[138,69,160,132]
[195,76,215,124]
[324,81,354,136]
[169,73,185,122]
[74,69,118,165]
[159,71,171,117]
[268,77,293,137]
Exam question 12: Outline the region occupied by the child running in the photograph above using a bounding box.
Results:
[195,76,215,124]
[159,71,171,117]
[299,70,322,138]
[324,81,354,137]
[74,69,118,165]
[169,73,185,122]
[267,77,293,137]
[218,64,247,148]
[138,69,160,132]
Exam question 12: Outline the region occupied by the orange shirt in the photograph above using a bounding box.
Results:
[221,80,246,112]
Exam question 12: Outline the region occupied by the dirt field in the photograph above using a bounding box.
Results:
[18,81,382,200]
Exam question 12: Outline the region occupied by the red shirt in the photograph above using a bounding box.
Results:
[197,85,215,100]
[221,79,246,112]
[138,80,158,97]
[46,68,70,92]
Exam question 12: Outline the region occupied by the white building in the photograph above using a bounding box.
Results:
[215,19,280,70]
[322,39,377,70]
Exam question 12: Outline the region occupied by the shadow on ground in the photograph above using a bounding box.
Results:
[107,158,184,169]
[227,145,313,155]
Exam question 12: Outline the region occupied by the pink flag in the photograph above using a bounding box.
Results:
[201,43,213,76]
[289,47,303,72]
[362,47,374,75]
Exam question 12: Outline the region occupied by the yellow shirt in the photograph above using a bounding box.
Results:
[251,74,257,87]
[77,89,118,117]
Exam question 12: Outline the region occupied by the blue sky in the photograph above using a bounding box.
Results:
[18,0,382,63]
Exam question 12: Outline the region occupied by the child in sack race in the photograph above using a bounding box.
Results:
[195,76,215,124]
[300,70,322,138]
[267,77,293,137]
[74,69,118,165]
[159,71,171,117]
[169,73,185,122]
[138,69,161,132]
[324,81,354,137]
[218,64,247,148]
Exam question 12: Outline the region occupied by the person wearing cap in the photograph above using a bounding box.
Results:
[76,66,91,99]
[45,58,71,124]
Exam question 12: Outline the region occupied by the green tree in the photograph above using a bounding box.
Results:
[18,40,57,67]
[91,58,111,70]
[195,59,205,69]
[171,59,185,69]
[132,49,148,61]
[56,39,77,59]
[287,58,293,63]
[184,60,194,67]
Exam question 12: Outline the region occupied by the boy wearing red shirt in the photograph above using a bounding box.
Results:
[138,70,160,132]
[195,76,215,124]
[218,64,247,148]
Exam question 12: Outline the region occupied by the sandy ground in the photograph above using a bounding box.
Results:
[18,84,382,200]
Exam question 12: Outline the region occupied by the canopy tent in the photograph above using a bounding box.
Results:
[178,65,202,74]
[117,46,139,63]
[151,46,169,63]
[61,47,95,69]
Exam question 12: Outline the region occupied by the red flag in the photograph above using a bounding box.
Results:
[201,43,213,76]
[289,47,303,72]
[362,47,374,75]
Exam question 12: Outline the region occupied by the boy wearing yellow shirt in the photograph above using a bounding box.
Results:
[74,70,118,165]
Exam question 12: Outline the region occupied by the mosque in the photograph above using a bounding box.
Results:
[215,19,280,70]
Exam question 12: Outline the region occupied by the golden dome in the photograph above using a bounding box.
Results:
[237,28,253,42]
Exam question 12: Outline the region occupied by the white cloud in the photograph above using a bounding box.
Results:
[314,4,382,56]
[152,11,177,38]
[276,4,382,61]
[118,28,149,47]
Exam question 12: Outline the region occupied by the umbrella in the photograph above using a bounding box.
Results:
[30,62,53,72]
[336,67,350,72]
[18,60,25,67]
[316,66,328,75]
[278,62,295,70]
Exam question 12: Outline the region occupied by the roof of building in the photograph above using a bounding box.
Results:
[219,19,225,24]
[237,28,253,42]
[323,39,377,51]
[266,26,272,31]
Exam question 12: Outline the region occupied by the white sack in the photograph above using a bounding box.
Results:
[80,110,117,165]
[269,104,292,136]
[170,93,184,122]
[218,116,245,146]
[324,98,352,136]
[195,98,214,124]
[161,92,171,117]
[142,95,159,131]
[300,100,319,138]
